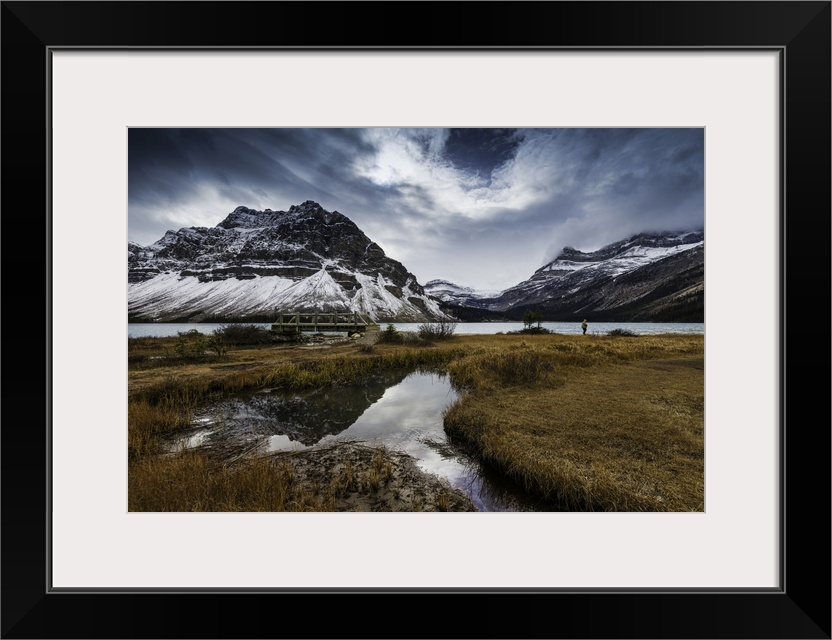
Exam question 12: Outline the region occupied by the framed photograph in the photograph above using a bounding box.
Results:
[4,1,829,638]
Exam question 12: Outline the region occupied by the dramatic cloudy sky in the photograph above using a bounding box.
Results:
[128,128,704,291]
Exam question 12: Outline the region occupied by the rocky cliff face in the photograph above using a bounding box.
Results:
[128,201,448,322]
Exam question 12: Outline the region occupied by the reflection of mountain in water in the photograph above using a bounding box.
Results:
[193,369,412,446]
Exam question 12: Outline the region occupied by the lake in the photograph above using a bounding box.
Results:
[129,321,704,339]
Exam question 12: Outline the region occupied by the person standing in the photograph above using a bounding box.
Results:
[581,319,588,335]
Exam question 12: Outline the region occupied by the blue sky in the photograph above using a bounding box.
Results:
[128,127,704,290]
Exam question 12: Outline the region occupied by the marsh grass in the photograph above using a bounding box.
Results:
[128,333,227,369]
[436,486,452,512]
[128,450,332,511]
[128,332,704,512]
[131,348,464,406]
[365,449,392,491]
[443,353,704,511]
[128,385,201,460]
[448,349,564,389]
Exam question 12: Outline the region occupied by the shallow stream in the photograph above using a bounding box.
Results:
[169,369,549,512]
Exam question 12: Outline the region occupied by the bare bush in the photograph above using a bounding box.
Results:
[607,328,638,337]
[417,319,458,341]
[213,323,274,346]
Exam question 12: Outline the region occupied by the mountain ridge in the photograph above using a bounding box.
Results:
[129,200,703,324]
[424,229,704,322]
[128,200,448,323]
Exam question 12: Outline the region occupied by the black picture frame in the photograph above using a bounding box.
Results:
[3,2,829,638]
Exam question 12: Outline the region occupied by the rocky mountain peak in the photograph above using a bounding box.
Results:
[128,201,448,323]
[216,201,347,231]
[288,200,325,215]
[548,229,704,268]
[490,229,704,321]
[556,246,584,261]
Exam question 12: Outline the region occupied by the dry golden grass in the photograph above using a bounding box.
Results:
[443,338,704,511]
[128,450,333,511]
[128,331,704,512]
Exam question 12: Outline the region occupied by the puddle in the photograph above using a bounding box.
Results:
[168,369,551,511]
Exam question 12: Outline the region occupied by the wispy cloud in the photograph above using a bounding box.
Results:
[129,127,703,290]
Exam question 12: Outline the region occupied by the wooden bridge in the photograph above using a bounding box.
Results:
[271,311,380,334]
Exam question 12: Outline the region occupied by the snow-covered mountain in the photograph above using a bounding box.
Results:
[435,231,704,322]
[128,201,448,323]
[129,204,703,324]
[423,280,499,306]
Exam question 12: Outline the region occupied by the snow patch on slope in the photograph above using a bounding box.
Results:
[271,269,352,312]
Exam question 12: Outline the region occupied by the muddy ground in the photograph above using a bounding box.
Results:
[261,440,478,512]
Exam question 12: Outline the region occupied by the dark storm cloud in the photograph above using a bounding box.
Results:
[131,129,330,205]
[128,127,704,290]
[128,128,381,245]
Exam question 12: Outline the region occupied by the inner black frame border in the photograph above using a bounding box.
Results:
[2,2,829,638]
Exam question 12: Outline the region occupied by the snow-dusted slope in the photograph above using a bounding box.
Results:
[128,201,449,322]
[423,280,499,306]
[489,230,704,312]
[422,230,704,322]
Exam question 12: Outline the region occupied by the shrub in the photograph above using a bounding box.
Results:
[512,326,551,335]
[522,310,543,329]
[400,332,431,346]
[505,326,551,335]
[417,319,458,341]
[213,323,273,346]
[375,324,433,347]
[608,328,638,337]
[206,335,229,356]
[175,329,209,360]
[376,324,404,344]
[170,328,232,361]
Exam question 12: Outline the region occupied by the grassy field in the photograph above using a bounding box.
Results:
[128,328,704,512]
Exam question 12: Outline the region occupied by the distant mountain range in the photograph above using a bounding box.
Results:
[425,231,704,322]
[128,201,703,323]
